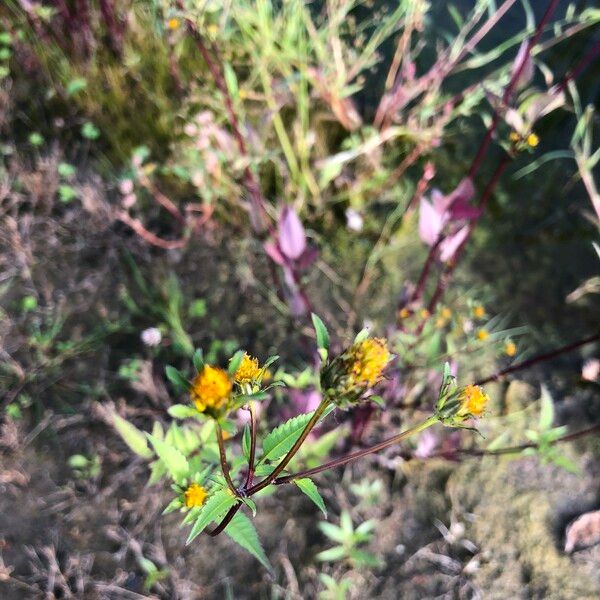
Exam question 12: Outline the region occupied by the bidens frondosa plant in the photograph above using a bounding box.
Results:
[111,315,488,569]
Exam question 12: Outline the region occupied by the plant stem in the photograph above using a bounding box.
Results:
[246,400,331,496]
[243,403,257,489]
[419,423,600,461]
[475,331,600,386]
[273,415,439,485]
[467,0,559,179]
[207,502,242,537]
[216,424,237,497]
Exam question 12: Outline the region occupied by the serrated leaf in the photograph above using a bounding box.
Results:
[193,348,204,373]
[228,350,245,377]
[168,404,200,419]
[294,478,327,516]
[186,490,237,544]
[224,512,272,570]
[111,413,153,458]
[260,411,316,464]
[165,366,190,393]
[311,313,330,352]
[147,434,189,481]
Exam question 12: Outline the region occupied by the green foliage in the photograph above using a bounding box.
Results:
[146,434,189,482]
[259,411,319,464]
[224,512,272,571]
[317,511,381,568]
[186,489,238,544]
[294,478,327,516]
[111,413,153,459]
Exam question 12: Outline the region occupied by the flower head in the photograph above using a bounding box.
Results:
[234,353,261,384]
[509,131,521,143]
[191,365,232,413]
[184,483,207,508]
[398,307,410,320]
[473,305,486,319]
[458,385,488,417]
[526,133,539,147]
[505,341,517,357]
[476,329,489,341]
[167,18,180,30]
[347,338,390,388]
[441,307,452,320]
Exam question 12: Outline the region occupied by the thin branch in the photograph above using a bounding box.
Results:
[475,331,600,386]
[418,423,600,461]
[216,424,237,496]
[207,502,241,537]
[467,0,560,179]
[273,415,438,485]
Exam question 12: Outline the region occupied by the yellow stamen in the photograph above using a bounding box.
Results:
[348,338,390,387]
[234,353,261,384]
[167,18,180,30]
[505,341,517,357]
[476,329,489,341]
[473,305,485,319]
[459,385,488,417]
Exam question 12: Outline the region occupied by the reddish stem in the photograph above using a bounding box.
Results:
[475,331,600,386]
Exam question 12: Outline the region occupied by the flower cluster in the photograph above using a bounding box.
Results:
[436,365,489,426]
[234,353,262,384]
[184,482,208,508]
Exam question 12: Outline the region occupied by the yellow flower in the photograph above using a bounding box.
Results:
[459,385,488,417]
[505,341,517,357]
[348,338,390,387]
[473,305,485,319]
[239,89,248,100]
[399,307,410,319]
[435,317,447,329]
[441,307,452,320]
[234,353,261,384]
[184,483,207,508]
[476,329,489,341]
[191,365,232,412]
[509,131,521,143]
[207,23,219,36]
[526,133,539,147]
[420,308,430,319]
[167,18,180,30]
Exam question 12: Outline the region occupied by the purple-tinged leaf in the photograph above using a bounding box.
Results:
[278,205,306,260]
[419,198,445,246]
[439,225,469,262]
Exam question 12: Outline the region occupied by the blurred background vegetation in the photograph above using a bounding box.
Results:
[0,1,599,598]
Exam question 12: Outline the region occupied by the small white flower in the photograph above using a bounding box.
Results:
[582,358,600,382]
[346,208,363,232]
[141,327,162,347]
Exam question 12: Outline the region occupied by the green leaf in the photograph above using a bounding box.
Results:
[311,313,330,353]
[146,434,189,481]
[66,77,87,95]
[260,411,317,464]
[228,350,246,377]
[538,385,554,430]
[242,424,251,460]
[224,512,272,571]
[294,478,327,516]
[168,404,200,419]
[162,498,183,515]
[316,546,346,562]
[165,366,190,393]
[192,348,204,373]
[57,162,76,178]
[111,413,153,458]
[81,122,100,140]
[353,328,369,344]
[186,490,237,544]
